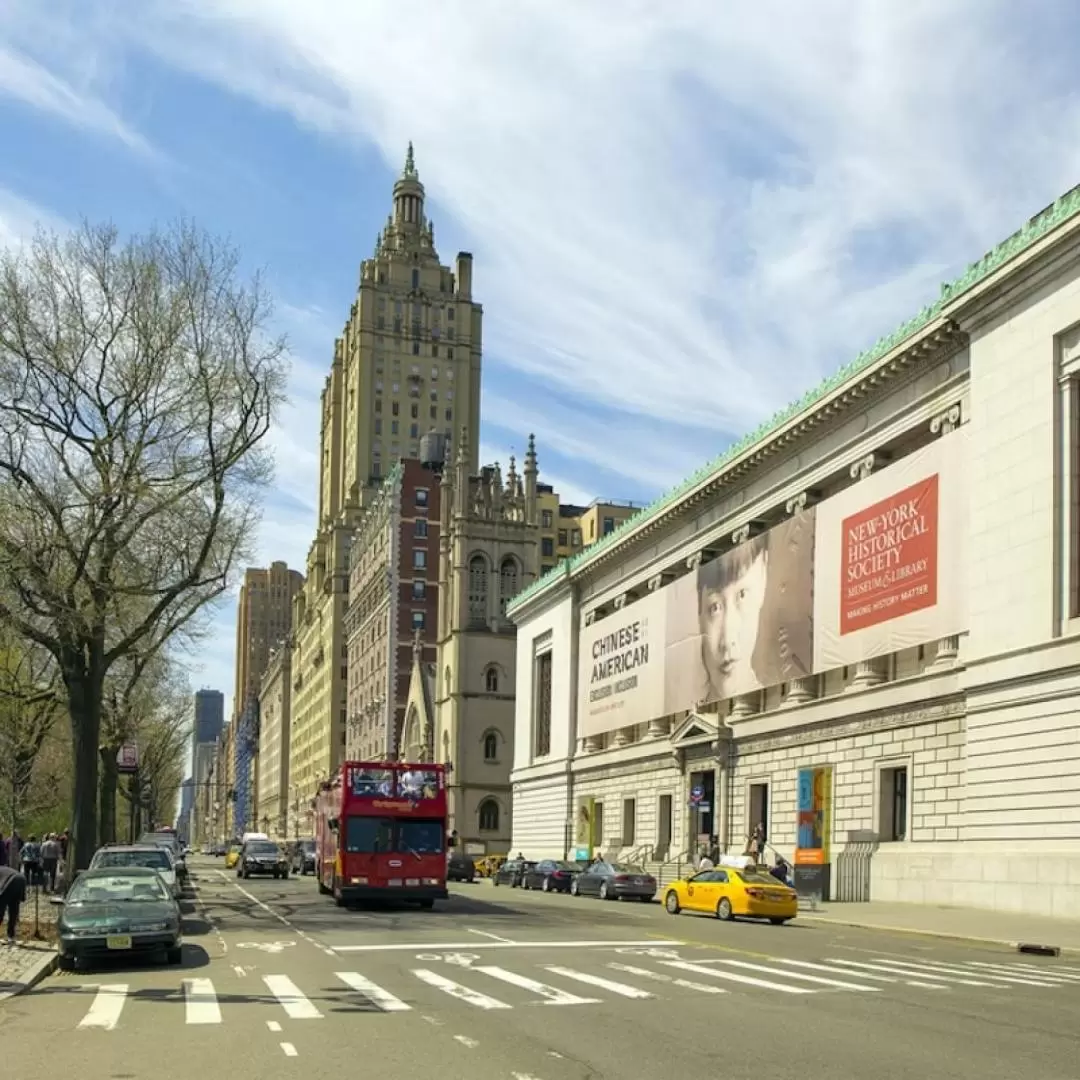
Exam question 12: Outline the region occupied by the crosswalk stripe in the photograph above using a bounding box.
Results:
[662,960,815,995]
[78,984,127,1030]
[183,978,222,1024]
[969,962,1080,983]
[873,958,1058,988]
[263,974,323,1019]
[412,968,511,1009]
[776,957,947,989]
[825,959,993,987]
[607,963,727,994]
[713,959,881,992]
[474,965,599,1006]
[543,966,654,999]
[335,972,412,1012]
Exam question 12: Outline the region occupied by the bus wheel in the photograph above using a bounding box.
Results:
[332,877,346,907]
[317,876,330,896]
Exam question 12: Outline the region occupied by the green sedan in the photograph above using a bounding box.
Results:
[53,866,183,970]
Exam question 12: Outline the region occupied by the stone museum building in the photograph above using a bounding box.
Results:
[507,183,1080,919]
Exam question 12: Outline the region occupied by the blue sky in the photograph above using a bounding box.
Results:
[3,0,1080,764]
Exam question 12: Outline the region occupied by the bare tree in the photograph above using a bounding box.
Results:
[0,627,64,831]
[0,221,287,869]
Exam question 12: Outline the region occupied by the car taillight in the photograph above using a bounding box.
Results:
[644,877,655,884]
[552,871,566,878]
[615,875,631,883]
[746,888,764,898]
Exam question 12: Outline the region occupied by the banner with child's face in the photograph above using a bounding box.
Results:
[575,432,967,740]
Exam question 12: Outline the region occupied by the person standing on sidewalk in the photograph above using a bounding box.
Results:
[40,834,60,893]
[0,865,26,946]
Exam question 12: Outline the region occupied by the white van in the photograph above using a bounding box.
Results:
[240,831,270,844]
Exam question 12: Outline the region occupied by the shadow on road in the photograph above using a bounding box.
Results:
[50,943,212,977]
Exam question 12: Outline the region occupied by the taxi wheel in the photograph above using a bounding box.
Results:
[664,891,680,915]
[716,897,734,921]
[770,917,789,925]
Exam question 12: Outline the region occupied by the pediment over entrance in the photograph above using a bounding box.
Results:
[670,710,721,747]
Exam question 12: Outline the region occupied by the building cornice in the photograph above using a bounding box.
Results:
[507,182,1080,623]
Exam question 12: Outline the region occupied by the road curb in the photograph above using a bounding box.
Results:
[0,949,57,1003]
[798,914,1078,956]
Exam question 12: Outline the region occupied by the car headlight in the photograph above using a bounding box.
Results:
[131,921,170,932]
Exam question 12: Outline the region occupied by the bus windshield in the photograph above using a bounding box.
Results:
[344,816,443,855]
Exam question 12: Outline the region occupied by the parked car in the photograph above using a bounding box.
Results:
[447,852,476,883]
[492,858,535,887]
[290,839,316,875]
[571,861,656,901]
[89,844,182,900]
[237,839,289,879]
[521,859,583,893]
[53,866,182,970]
[138,831,187,881]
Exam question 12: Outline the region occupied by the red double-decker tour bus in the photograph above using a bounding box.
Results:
[314,761,449,908]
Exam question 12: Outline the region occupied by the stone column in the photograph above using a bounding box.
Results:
[785,677,817,705]
[647,716,670,738]
[849,453,876,482]
[849,657,887,689]
[583,735,602,753]
[613,594,629,611]
[730,693,759,718]
[613,727,633,747]
[929,403,962,668]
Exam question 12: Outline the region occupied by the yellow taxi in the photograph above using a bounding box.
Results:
[224,845,242,870]
[664,861,798,924]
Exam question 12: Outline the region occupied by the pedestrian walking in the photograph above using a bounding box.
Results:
[19,835,42,887]
[41,834,61,892]
[0,865,26,945]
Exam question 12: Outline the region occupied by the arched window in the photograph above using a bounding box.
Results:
[478,798,500,831]
[468,554,488,625]
[483,732,498,761]
[484,666,498,693]
[499,557,519,615]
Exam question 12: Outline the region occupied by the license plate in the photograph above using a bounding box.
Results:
[106,935,132,950]
[388,879,402,886]
[634,878,643,884]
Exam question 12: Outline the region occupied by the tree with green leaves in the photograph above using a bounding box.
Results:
[0,221,287,869]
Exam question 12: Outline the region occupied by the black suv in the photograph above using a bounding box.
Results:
[238,840,289,879]
[290,839,316,875]
[447,852,476,883]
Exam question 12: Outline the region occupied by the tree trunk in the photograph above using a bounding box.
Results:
[65,665,105,872]
[98,747,118,846]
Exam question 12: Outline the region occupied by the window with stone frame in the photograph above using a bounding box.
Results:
[468,554,488,625]
[478,798,499,831]
[498,556,519,615]
[533,649,552,757]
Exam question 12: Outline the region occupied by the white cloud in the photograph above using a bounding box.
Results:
[0,188,66,248]
[82,0,1080,444]
[0,39,154,155]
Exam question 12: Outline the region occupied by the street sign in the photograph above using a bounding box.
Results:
[116,744,139,773]
[689,785,704,804]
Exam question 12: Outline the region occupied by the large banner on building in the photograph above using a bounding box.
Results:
[575,429,969,740]
[578,512,816,738]
[812,429,968,670]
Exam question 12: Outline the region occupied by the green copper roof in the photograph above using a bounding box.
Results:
[507,181,1080,617]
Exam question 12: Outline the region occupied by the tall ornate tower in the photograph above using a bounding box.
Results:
[290,146,485,801]
[433,429,541,852]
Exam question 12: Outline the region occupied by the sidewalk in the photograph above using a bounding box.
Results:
[801,901,1080,954]
[0,898,60,1003]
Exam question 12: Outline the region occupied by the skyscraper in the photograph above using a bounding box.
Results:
[288,145,485,801]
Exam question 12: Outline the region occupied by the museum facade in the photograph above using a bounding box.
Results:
[507,184,1080,918]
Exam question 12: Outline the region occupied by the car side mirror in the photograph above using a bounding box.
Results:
[49,896,65,906]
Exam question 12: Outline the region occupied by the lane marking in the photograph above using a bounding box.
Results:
[264,974,323,1019]
[825,958,990,986]
[867,957,1058,988]
[474,965,599,1006]
[454,1034,480,1048]
[468,929,516,943]
[78,984,127,1030]
[267,1021,282,1032]
[332,939,668,953]
[662,960,815,995]
[607,962,726,994]
[280,1043,298,1058]
[233,965,246,977]
[413,968,511,1010]
[335,971,412,1012]
[183,978,222,1024]
[768,958,945,988]
[543,966,654,999]
[713,958,881,992]
[969,961,1080,982]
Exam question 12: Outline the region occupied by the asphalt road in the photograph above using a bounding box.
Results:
[3,856,1079,1080]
